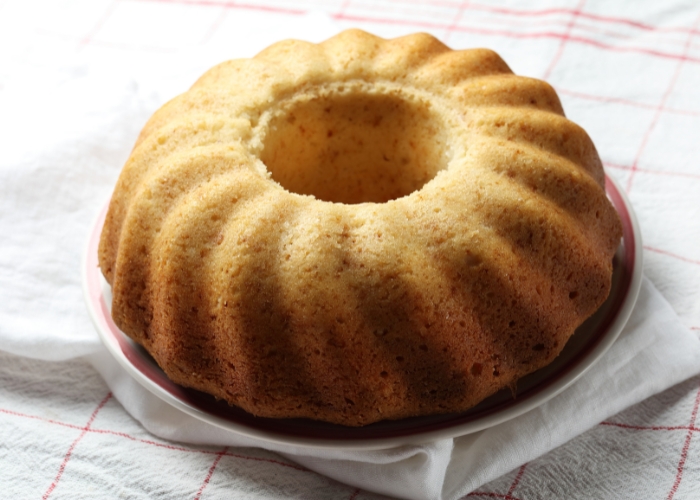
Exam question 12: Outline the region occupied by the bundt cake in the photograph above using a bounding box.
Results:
[98,29,623,426]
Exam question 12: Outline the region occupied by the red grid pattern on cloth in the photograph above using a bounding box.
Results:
[35,0,700,64]
[667,386,700,500]
[194,446,229,500]
[624,11,700,192]
[41,393,114,500]
[3,408,302,471]
[464,464,528,500]
[540,0,585,80]
[1,0,699,498]
[0,393,325,497]
[6,377,698,498]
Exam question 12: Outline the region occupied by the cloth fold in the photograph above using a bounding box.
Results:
[85,276,700,500]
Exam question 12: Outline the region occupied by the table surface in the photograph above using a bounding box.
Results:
[1,0,699,498]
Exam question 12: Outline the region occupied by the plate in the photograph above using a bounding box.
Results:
[83,175,642,450]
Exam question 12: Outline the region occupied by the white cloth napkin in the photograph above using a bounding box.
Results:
[1,8,700,500]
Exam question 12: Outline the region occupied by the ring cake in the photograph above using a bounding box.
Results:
[99,30,623,426]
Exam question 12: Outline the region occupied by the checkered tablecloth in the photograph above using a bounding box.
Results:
[1,1,700,499]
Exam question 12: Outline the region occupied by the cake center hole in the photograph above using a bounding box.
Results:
[260,90,449,204]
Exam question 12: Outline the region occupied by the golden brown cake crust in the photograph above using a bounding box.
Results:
[98,29,622,426]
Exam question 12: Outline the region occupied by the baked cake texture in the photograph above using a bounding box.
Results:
[98,29,623,426]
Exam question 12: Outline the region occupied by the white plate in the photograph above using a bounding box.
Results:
[83,175,642,450]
